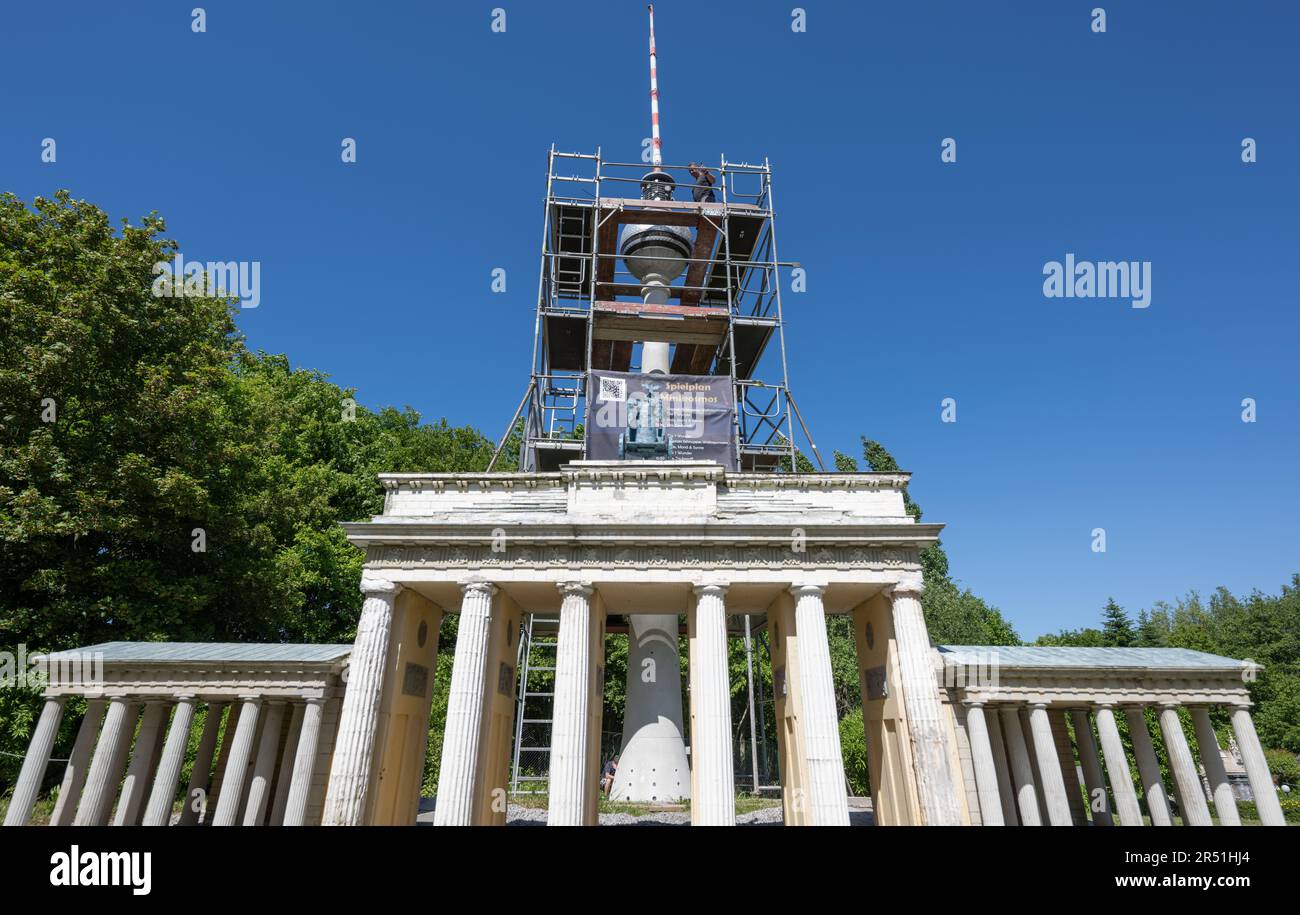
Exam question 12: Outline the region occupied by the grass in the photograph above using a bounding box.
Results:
[0,794,56,825]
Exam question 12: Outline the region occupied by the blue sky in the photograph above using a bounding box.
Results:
[4,1,1297,640]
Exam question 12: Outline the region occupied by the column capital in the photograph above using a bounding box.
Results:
[556,580,594,598]
[692,581,729,598]
[788,583,828,599]
[173,694,197,703]
[1156,701,1183,712]
[962,699,987,709]
[459,578,498,597]
[1028,701,1050,710]
[359,572,401,597]
[1228,700,1253,712]
[887,578,924,600]
[237,694,263,704]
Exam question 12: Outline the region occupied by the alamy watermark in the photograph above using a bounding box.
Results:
[1043,254,1150,308]
[152,253,261,308]
[0,645,104,691]
[943,650,1002,689]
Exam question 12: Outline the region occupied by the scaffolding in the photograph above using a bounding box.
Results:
[489,148,823,474]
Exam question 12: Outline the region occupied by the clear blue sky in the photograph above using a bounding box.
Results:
[4,1,1297,640]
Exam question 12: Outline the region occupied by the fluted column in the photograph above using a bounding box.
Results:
[206,703,242,819]
[999,706,1041,826]
[986,710,1020,824]
[75,698,139,826]
[691,582,735,826]
[1028,704,1072,826]
[269,702,306,826]
[178,702,224,825]
[1230,704,1285,826]
[434,580,497,826]
[4,697,65,826]
[322,574,400,826]
[143,696,196,826]
[211,696,261,826]
[243,701,287,825]
[1070,708,1112,826]
[1190,706,1239,825]
[963,702,1004,826]
[888,581,963,825]
[1094,705,1143,826]
[283,699,325,826]
[548,581,596,826]
[50,699,105,826]
[1125,706,1173,826]
[791,585,850,826]
[115,700,169,825]
[1158,704,1211,826]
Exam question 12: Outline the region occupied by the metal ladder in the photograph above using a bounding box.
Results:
[510,613,560,794]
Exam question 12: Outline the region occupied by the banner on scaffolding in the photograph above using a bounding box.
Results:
[585,370,736,469]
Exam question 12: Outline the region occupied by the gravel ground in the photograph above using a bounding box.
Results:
[418,799,873,825]
[501,802,874,826]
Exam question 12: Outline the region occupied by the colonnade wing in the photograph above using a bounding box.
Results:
[937,645,1285,827]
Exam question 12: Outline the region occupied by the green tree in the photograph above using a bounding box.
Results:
[1101,598,1137,647]
[0,192,501,789]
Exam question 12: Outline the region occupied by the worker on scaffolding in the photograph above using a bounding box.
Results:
[687,162,716,203]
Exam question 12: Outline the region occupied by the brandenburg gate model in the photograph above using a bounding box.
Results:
[2,8,1286,829]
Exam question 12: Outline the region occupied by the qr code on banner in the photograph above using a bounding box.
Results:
[597,376,627,403]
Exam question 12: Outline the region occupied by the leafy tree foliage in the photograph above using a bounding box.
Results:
[0,193,500,787]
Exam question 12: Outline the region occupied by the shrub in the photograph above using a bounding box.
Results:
[1264,748,1300,787]
[839,707,870,796]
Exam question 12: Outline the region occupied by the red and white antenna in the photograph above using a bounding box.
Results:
[647,4,663,167]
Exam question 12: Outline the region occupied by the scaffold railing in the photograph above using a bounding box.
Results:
[489,146,824,475]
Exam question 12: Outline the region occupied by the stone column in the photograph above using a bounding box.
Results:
[998,706,1041,826]
[143,696,196,826]
[269,702,306,826]
[75,698,139,826]
[1028,704,1073,826]
[206,703,241,819]
[790,585,851,826]
[1094,705,1143,826]
[548,581,596,826]
[434,580,497,826]
[691,582,735,826]
[3,697,65,826]
[986,710,1020,824]
[115,700,169,826]
[323,574,399,826]
[1157,704,1212,826]
[1190,706,1239,825]
[243,701,287,826]
[1050,710,1088,825]
[178,702,224,825]
[282,699,325,826]
[1069,709,1112,826]
[1229,704,1285,826]
[50,699,106,826]
[888,581,963,825]
[211,696,262,826]
[1125,706,1173,826]
[962,702,1004,826]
